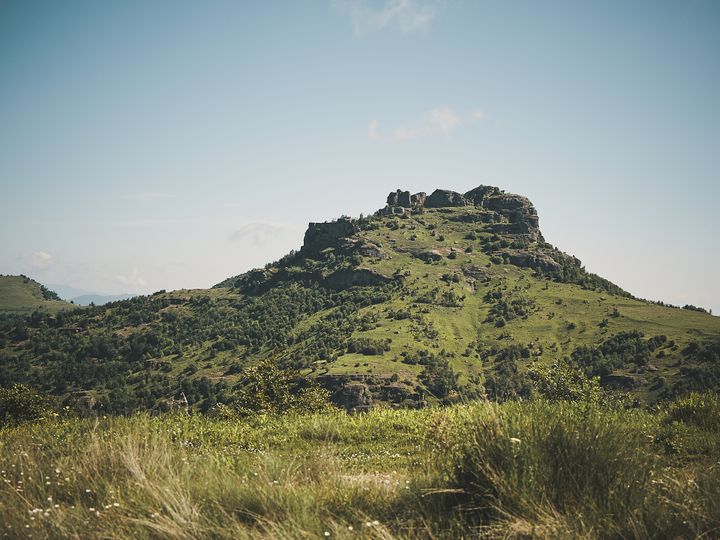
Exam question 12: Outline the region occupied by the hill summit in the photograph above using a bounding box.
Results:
[1,185,719,414]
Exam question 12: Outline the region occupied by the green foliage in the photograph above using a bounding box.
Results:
[483,348,533,402]
[570,331,663,378]
[418,356,458,400]
[530,359,602,403]
[222,360,333,417]
[484,289,536,324]
[0,383,54,426]
[346,337,390,355]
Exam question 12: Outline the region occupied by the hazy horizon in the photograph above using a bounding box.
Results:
[2,0,719,313]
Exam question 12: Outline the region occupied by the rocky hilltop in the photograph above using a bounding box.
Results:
[303,185,542,257]
[380,186,542,242]
[299,186,563,279]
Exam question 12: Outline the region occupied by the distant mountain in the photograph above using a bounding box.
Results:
[0,275,75,315]
[47,284,136,306]
[1,185,718,414]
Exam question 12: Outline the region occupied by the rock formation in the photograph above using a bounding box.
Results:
[382,184,543,242]
[302,217,359,256]
[425,189,468,208]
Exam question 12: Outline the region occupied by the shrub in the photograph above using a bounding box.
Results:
[220,360,333,417]
[0,384,54,426]
[530,360,602,403]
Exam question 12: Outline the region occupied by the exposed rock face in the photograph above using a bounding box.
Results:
[302,218,359,256]
[411,192,427,207]
[464,185,501,205]
[502,249,581,275]
[486,194,541,240]
[425,189,468,208]
[387,189,412,208]
[382,185,543,242]
[383,190,427,214]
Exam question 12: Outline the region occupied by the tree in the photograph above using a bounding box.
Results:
[0,384,54,426]
[220,360,333,417]
[530,360,601,403]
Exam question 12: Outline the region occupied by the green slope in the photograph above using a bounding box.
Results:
[0,187,718,412]
[0,275,75,315]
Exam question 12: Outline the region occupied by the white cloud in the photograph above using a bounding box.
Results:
[18,251,55,270]
[29,251,54,269]
[368,106,485,142]
[120,192,176,202]
[228,222,295,246]
[340,0,440,35]
[115,267,148,289]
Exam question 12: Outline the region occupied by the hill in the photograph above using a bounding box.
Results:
[0,275,76,315]
[0,186,718,413]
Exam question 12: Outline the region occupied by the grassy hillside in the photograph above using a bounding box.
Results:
[0,187,718,412]
[1,395,719,538]
[0,275,75,315]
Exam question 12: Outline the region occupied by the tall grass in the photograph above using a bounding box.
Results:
[1,397,719,538]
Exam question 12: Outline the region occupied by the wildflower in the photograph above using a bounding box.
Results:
[347,526,353,531]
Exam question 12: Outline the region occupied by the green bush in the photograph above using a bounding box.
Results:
[218,360,334,417]
[530,359,602,403]
[0,383,54,426]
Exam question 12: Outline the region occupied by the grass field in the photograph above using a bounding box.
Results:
[0,275,74,315]
[1,394,719,539]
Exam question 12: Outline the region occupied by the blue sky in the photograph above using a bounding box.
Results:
[1,0,719,312]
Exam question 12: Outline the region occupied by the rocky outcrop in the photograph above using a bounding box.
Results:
[387,189,412,208]
[501,248,581,275]
[302,218,359,257]
[381,184,542,241]
[464,185,501,205]
[413,249,444,263]
[486,194,541,240]
[318,374,425,412]
[505,250,564,274]
[383,190,427,214]
[425,189,468,208]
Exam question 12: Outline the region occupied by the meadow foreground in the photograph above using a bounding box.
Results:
[1,395,719,539]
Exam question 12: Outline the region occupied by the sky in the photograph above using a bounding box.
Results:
[1,0,719,312]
